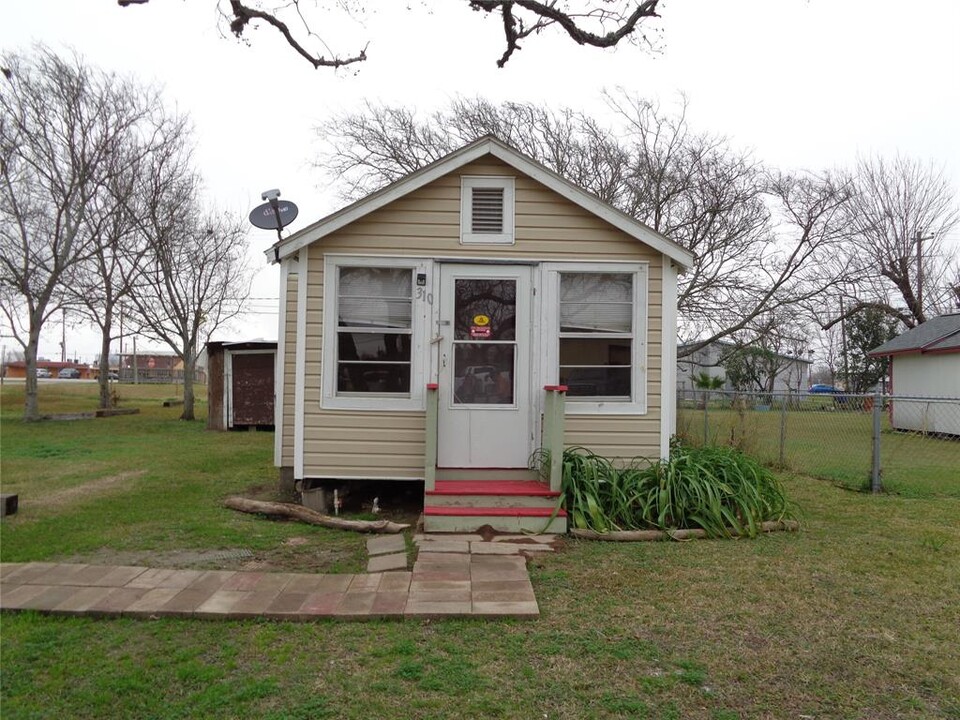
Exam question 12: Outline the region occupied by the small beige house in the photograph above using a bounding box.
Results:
[269,136,693,532]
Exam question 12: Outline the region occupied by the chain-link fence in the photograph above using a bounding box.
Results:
[677,389,960,497]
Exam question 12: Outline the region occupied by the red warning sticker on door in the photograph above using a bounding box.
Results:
[470,326,491,339]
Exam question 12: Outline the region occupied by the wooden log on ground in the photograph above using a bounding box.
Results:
[95,408,140,417]
[571,520,800,542]
[223,496,409,534]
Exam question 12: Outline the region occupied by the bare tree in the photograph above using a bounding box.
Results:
[129,189,252,420]
[65,107,192,410]
[316,94,851,357]
[117,1,662,70]
[831,155,959,329]
[0,47,158,420]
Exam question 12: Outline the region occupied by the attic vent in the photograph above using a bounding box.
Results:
[460,176,515,245]
[471,187,504,233]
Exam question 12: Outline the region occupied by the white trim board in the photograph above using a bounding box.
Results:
[660,256,679,460]
[274,258,292,467]
[294,246,308,480]
[269,136,694,270]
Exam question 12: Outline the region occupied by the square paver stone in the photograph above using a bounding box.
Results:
[472,600,539,618]
[378,571,411,592]
[371,591,408,616]
[414,540,470,554]
[367,552,408,573]
[366,535,406,556]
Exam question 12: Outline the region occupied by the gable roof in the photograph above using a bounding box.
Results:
[869,313,960,356]
[268,135,694,269]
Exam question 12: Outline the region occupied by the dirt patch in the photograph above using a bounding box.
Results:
[40,470,149,510]
[64,543,360,574]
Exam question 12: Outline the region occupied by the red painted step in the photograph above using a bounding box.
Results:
[424,506,567,518]
[428,481,560,497]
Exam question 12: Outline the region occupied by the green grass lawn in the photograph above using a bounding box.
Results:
[2,384,959,719]
[678,404,960,498]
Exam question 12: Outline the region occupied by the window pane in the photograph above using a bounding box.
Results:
[560,366,631,398]
[337,363,411,393]
[337,332,411,362]
[453,343,515,405]
[338,267,412,328]
[454,278,516,340]
[560,339,631,366]
[560,273,632,333]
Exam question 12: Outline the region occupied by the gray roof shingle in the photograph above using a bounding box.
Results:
[869,313,960,355]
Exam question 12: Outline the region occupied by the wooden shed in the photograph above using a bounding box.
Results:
[267,136,693,532]
[206,340,277,431]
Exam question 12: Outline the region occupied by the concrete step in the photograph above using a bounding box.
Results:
[423,506,568,534]
[426,480,561,509]
[435,468,541,482]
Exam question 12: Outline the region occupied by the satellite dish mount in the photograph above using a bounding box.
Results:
[249,188,299,242]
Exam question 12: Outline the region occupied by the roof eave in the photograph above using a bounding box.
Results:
[273,136,695,270]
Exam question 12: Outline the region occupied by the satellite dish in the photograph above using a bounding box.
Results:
[249,200,299,231]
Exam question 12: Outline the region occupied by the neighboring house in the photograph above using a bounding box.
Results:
[677,341,811,394]
[206,340,277,430]
[269,135,693,532]
[3,361,95,379]
[117,351,207,384]
[869,312,960,435]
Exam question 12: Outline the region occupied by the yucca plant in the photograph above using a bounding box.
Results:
[533,444,796,538]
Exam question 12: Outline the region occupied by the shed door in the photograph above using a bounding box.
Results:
[230,352,275,427]
[437,265,534,467]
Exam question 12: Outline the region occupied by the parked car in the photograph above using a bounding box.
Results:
[808,384,839,394]
[36,368,52,378]
[107,371,119,380]
[58,367,81,379]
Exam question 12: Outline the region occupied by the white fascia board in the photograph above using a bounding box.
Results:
[485,144,694,270]
[273,137,695,270]
[275,141,497,261]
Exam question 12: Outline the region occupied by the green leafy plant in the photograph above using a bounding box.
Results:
[533,444,796,537]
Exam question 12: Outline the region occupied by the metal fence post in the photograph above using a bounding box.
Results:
[871,391,883,493]
[703,390,710,446]
[779,391,788,467]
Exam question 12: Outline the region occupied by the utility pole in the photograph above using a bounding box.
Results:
[61,308,67,363]
[839,292,849,391]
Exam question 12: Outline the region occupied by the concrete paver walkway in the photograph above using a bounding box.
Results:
[0,548,539,621]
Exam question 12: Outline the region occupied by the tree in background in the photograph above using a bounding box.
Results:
[0,47,158,420]
[316,94,850,357]
[119,0,662,70]
[65,104,191,410]
[128,193,251,421]
[827,155,959,330]
[840,307,899,393]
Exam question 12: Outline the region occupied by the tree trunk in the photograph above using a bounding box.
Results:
[23,329,40,421]
[97,316,113,410]
[181,349,195,420]
[223,497,410,533]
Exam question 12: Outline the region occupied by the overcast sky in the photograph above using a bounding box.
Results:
[3,0,959,362]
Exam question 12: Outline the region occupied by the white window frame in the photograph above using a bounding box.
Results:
[321,255,430,411]
[542,262,648,415]
[460,176,515,245]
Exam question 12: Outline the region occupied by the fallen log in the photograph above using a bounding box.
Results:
[223,496,409,534]
[571,519,800,542]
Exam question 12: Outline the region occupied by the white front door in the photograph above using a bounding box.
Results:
[437,264,534,468]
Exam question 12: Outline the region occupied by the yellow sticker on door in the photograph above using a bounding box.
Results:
[472,314,490,326]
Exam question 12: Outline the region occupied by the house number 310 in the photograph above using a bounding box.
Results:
[416,287,434,305]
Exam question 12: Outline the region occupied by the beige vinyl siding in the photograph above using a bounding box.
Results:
[300,156,665,479]
[280,269,298,467]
